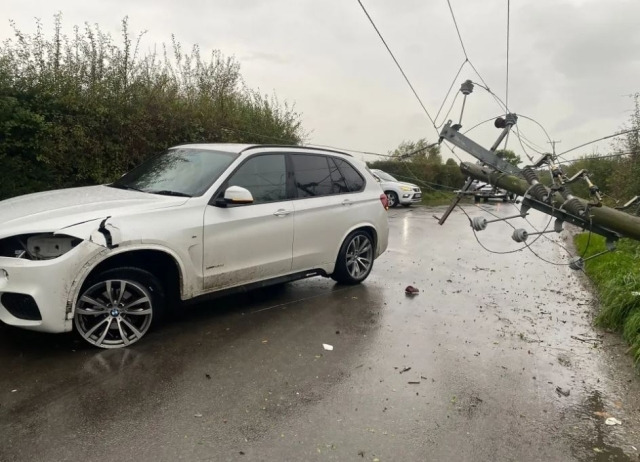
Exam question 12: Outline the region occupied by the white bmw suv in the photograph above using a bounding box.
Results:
[0,144,389,348]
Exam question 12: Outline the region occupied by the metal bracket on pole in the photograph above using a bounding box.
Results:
[439,118,521,175]
[520,197,619,242]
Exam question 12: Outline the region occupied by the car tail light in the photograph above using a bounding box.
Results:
[379,193,389,210]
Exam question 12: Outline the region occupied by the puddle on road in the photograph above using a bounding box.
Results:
[564,390,633,461]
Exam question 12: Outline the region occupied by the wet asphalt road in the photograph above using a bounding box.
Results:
[1,204,640,462]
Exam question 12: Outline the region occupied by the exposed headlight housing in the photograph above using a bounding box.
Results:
[0,233,82,260]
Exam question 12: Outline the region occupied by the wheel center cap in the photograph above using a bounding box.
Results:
[110,308,120,317]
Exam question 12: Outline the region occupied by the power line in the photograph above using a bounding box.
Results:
[305,143,394,159]
[434,59,467,126]
[556,150,639,165]
[356,0,437,128]
[556,128,640,159]
[446,0,469,60]
[470,80,508,114]
[505,0,511,112]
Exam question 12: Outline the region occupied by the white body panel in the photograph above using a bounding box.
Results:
[0,144,389,335]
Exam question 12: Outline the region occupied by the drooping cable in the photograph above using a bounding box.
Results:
[356,0,437,128]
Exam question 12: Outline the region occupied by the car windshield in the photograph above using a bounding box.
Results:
[373,170,397,182]
[110,148,239,197]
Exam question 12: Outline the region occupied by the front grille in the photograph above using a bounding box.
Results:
[1,293,42,320]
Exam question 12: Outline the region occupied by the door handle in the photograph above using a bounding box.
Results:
[273,209,292,217]
[341,199,353,206]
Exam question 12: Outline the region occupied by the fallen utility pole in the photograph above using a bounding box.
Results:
[432,79,640,268]
[460,162,640,242]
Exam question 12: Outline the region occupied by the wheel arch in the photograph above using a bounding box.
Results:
[330,224,378,274]
[67,246,186,318]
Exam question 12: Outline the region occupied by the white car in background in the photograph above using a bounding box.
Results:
[370,169,422,208]
[0,144,389,348]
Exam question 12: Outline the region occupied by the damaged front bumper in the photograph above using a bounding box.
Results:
[0,241,105,333]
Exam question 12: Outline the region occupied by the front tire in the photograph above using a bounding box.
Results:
[385,191,399,208]
[331,230,375,284]
[74,267,165,349]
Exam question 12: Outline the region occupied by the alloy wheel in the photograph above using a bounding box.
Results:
[345,234,373,279]
[75,279,153,349]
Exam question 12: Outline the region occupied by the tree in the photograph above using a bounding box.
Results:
[389,138,441,164]
[495,149,521,167]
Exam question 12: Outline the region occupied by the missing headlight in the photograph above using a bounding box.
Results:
[0,234,82,260]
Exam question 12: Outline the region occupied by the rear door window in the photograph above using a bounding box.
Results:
[291,155,333,198]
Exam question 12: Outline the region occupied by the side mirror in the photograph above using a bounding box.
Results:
[215,186,254,207]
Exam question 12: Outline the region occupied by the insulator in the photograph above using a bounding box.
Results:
[563,197,587,217]
[521,166,539,184]
[494,117,506,129]
[512,228,529,243]
[569,257,585,271]
[471,217,488,231]
[460,80,474,95]
[530,183,549,202]
[505,113,518,126]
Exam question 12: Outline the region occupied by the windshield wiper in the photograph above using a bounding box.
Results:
[147,190,193,197]
[109,184,146,193]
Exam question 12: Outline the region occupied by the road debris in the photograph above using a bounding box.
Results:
[555,386,570,397]
[605,417,622,426]
[570,335,601,344]
[399,366,411,374]
[322,344,334,351]
[405,285,419,295]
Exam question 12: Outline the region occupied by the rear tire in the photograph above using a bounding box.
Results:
[331,230,375,285]
[74,267,165,349]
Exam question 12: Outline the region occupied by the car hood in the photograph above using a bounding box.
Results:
[0,185,189,239]
[380,180,418,189]
[398,181,419,189]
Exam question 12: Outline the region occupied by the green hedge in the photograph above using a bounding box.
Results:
[0,16,304,200]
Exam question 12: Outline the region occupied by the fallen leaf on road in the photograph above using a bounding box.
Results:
[323,344,334,351]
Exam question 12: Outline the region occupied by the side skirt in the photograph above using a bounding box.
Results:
[183,269,329,306]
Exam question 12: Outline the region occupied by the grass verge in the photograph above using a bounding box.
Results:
[420,191,456,206]
[575,233,640,361]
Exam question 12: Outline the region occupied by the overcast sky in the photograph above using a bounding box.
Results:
[3,0,639,164]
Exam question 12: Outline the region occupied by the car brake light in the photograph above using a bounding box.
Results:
[379,193,389,210]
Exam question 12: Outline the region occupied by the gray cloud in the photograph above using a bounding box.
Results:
[2,0,638,162]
